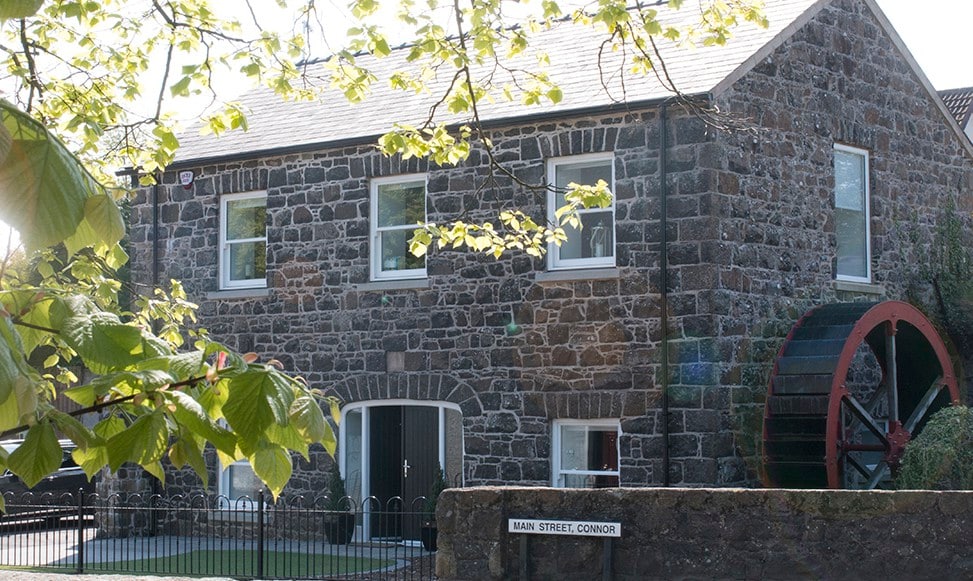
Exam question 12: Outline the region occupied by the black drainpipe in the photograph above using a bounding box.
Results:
[152,174,160,290]
[659,102,671,487]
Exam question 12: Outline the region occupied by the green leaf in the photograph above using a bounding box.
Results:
[0,0,44,20]
[94,416,126,439]
[0,101,108,251]
[289,395,326,443]
[2,292,55,354]
[47,409,97,450]
[250,443,292,500]
[63,195,125,255]
[167,390,237,457]
[62,382,98,406]
[322,421,337,457]
[106,411,169,471]
[170,76,192,97]
[222,368,293,447]
[71,415,124,479]
[170,436,208,487]
[266,422,308,460]
[142,460,165,482]
[0,390,19,432]
[0,318,25,404]
[61,313,146,373]
[140,351,205,379]
[72,445,109,480]
[8,423,61,488]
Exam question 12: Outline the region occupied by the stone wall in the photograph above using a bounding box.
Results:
[124,0,973,494]
[436,486,973,580]
[131,107,730,490]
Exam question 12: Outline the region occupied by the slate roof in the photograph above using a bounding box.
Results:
[939,87,973,128]
[173,0,825,164]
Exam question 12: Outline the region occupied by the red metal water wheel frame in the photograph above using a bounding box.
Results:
[763,301,959,489]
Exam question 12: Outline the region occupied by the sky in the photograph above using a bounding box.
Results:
[876,0,973,90]
[0,0,970,255]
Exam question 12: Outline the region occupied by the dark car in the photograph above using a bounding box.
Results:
[0,439,95,521]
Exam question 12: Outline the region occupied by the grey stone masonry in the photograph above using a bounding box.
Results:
[126,0,973,494]
[436,486,973,580]
[133,108,702,493]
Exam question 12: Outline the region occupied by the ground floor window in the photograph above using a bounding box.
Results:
[552,419,620,488]
[218,459,262,508]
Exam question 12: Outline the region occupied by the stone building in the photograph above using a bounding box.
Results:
[126,0,973,523]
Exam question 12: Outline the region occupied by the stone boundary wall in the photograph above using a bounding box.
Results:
[436,486,973,580]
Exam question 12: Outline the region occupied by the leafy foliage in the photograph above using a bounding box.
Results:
[0,96,338,506]
[1,0,766,256]
[423,465,448,522]
[324,469,350,512]
[896,406,973,490]
[918,201,973,355]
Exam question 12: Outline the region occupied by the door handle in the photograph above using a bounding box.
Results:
[403,459,411,478]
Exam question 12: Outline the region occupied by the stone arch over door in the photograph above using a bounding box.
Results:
[332,374,482,514]
[331,372,483,419]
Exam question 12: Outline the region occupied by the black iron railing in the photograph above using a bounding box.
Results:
[0,490,437,580]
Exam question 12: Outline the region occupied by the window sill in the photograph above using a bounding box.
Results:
[536,267,620,283]
[206,288,271,300]
[356,279,430,292]
[834,280,884,295]
[210,507,265,521]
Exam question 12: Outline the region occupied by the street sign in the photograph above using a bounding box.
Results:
[508,518,621,538]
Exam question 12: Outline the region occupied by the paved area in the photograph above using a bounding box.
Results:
[0,574,233,581]
[0,525,434,580]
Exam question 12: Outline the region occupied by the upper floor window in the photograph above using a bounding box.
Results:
[370,175,427,281]
[552,419,620,488]
[219,191,267,289]
[834,145,871,282]
[547,154,615,270]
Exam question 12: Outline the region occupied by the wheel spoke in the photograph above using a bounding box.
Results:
[845,454,871,479]
[903,377,945,433]
[842,394,888,445]
[885,324,899,424]
[865,461,889,490]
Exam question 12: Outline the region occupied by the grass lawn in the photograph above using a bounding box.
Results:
[82,549,393,577]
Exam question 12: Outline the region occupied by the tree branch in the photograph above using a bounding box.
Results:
[0,372,211,440]
[11,319,58,335]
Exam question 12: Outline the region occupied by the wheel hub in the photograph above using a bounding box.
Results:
[885,421,911,471]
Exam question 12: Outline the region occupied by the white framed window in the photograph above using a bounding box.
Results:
[219,191,268,289]
[370,175,427,281]
[547,153,616,270]
[834,144,871,282]
[218,459,262,509]
[552,419,620,488]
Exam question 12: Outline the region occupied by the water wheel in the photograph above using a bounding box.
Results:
[763,301,959,489]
